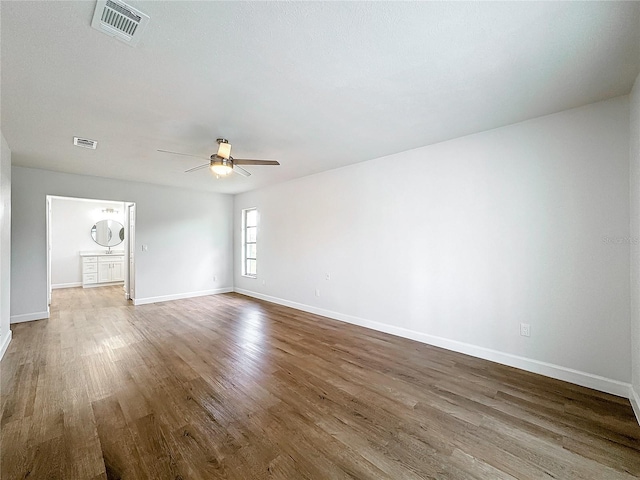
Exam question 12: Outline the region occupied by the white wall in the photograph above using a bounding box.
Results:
[235,96,631,395]
[50,197,125,288]
[0,132,11,359]
[630,73,640,420]
[12,167,234,321]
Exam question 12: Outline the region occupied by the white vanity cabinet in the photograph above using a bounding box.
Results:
[98,256,124,283]
[81,252,124,287]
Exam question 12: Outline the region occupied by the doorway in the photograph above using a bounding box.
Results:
[46,196,136,306]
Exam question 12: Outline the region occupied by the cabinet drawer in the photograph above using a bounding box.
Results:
[82,256,98,264]
[98,256,124,264]
[83,273,98,284]
[83,263,97,273]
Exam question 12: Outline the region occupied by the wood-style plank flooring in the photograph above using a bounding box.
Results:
[1,286,640,479]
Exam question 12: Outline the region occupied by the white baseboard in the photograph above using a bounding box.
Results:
[0,330,12,361]
[630,387,640,426]
[133,287,233,306]
[10,310,50,324]
[234,288,631,399]
[82,281,124,289]
[52,282,82,289]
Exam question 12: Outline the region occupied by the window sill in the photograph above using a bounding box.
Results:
[242,274,257,279]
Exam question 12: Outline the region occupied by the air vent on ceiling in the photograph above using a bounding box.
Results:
[74,137,98,150]
[91,0,150,46]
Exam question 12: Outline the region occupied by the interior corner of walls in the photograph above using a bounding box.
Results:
[0,330,12,361]
[10,311,49,324]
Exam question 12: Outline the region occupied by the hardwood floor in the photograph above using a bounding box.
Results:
[1,286,639,479]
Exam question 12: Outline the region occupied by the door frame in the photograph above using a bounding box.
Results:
[125,203,136,301]
[46,195,136,302]
[46,196,52,306]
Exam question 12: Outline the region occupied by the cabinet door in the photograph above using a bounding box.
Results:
[98,263,111,283]
[111,261,124,281]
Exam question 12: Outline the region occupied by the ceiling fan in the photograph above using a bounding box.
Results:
[158,138,280,178]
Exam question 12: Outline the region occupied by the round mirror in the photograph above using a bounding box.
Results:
[91,219,125,247]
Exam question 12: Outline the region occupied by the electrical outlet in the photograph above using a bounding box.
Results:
[520,323,531,337]
[213,275,217,282]
[262,280,266,286]
[315,289,320,297]
[325,273,331,280]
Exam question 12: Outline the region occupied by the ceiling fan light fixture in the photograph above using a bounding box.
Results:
[211,164,233,176]
[210,156,233,176]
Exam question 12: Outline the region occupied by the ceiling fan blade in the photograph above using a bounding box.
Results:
[184,163,210,173]
[158,149,209,160]
[232,159,280,166]
[233,165,251,177]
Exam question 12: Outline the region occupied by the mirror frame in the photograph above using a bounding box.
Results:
[91,219,125,247]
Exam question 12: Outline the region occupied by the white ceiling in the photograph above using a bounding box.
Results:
[2,1,639,195]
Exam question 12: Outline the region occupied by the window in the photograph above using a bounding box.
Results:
[242,208,257,277]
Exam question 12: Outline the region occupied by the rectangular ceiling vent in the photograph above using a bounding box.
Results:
[74,137,98,150]
[91,0,150,46]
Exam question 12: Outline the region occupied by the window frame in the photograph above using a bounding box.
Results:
[242,207,258,278]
